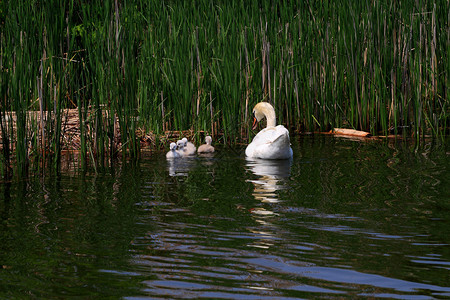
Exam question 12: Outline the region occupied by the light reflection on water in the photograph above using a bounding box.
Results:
[1,136,449,299]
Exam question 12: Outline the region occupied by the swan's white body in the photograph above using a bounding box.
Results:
[245,126,293,159]
[245,102,293,160]
[181,138,196,156]
[166,142,182,159]
[197,136,214,153]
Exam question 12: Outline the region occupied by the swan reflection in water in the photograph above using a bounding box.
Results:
[245,157,292,204]
[245,157,292,251]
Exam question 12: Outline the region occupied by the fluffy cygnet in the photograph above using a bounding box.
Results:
[166,142,181,159]
[197,136,214,153]
[181,137,196,155]
[176,140,185,156]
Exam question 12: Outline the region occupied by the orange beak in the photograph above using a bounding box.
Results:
[252,117,258,130]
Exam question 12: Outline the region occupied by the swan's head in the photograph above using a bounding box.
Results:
[252,102,276,129]
[181,137,188,146]
[176,140,184,149]
[205,136,212,145]
[170,142,177,151]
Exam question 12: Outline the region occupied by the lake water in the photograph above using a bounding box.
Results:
[1,136,449,299]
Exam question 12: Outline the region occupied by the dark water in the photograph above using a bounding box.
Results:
[1,136,449,299]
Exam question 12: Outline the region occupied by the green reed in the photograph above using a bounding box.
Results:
[0,0,448,176]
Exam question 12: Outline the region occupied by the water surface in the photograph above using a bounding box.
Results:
[1,136,449,298]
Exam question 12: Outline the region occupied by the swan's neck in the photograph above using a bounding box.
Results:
[254,102,277,128]
[264,109,276,128]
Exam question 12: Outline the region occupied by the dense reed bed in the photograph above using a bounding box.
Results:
[0,0,448,176]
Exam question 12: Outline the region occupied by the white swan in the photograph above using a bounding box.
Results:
[245,102,293,159]
[197,136,215,153]
[181,137,196,155]
[166,142,181,159]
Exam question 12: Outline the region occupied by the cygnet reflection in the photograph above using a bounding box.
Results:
[246,157,292,204]
[167,156,196,177]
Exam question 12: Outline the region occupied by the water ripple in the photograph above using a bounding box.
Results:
[129,218,450,298]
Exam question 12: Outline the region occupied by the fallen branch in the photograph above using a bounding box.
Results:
[331,128,371,138]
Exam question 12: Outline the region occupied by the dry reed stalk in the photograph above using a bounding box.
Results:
[431,3,437,97]
[195,28,202,117]
[210,92,214,137]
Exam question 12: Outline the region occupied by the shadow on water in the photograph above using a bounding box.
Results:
[0,136,449,299]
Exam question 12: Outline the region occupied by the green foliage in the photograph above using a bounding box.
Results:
[0,0,448,175]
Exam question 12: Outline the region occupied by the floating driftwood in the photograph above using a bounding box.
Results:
[330,128,372,138]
